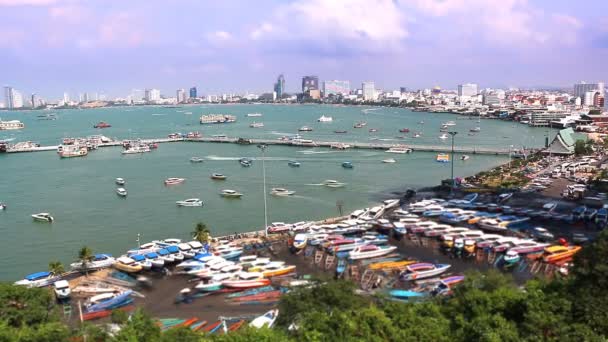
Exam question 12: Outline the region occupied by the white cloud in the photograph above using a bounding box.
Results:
[0,0,56,6]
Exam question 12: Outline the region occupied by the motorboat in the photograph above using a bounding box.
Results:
[0,203,5,210]
[32,213,53,222]
[249,122,264,128]
[436,153,450,163]
[116,188,128,197]
[70,254,116,271]
[130,254,152,270]
[400,263,451,281]
[572,206,586,221]
[246,113,263,117]
[322,180,346,188]
[115,178,125,185]
[386,146,412,154]
[399,128,410,133]
[190,157,204,163]
[93,121,111,129]
[348,245,397,260]
[382,158,397,163]
[507,241,549,255]
[250,309,279,329]
[470,126,481,132]
[369,128,378,132]
[166,245,185,262]
[288,160,301,167]
[292,234,308,250]
[53,280,71,299]
[215,248,243,260]
[240,159,252,167]
[157,248,175,263]
[341,161,353,169]
[461,155,470,161]
[262,264,296,277]
[144,252,165,268]
[14,271,59,288]
[164,177,185,185]
[195,281,223,292]
[271,188,295,196]
[497,193,513,203]
[221,189,243,198]
[121,144,150,154]
[422,224,453,237]
[85,290,133,313]
[211,173,227,180]
[298,126,313,132]
[422,204,446,217]
[583,208,597,221]
[113,256,143,273]
[532,227,554,241]
[334,130,348,134]
[542,245,582,263]
[443,121,456,126]
[176,198,203,207]
[222,278,271,289]
[177,243,196,258]
[318,115,333,122]
[439,133,448,140]
[354,121,367,128]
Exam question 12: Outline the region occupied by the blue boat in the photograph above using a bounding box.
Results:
[288,160,301,167]
[388,289,428,299]
[194,252,212,260]
[572,206,587,221]
[596,208,608,227]
[86,290,133,312]
[336,258,347,275]
[342,161,353,169]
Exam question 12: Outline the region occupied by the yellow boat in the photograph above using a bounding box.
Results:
[442,236,454,249]
[542,245,582,264]
[262,265,296,278]
[368,260,416,270]
[113,256,143,273]
[467,216,484,225]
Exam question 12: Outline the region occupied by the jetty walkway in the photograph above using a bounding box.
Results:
[4,136,522,155]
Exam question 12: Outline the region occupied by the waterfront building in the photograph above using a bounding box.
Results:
[274,74,285,98]
[458,83,478,97]
[301,75,319,93]
[323,80,350,96]
[545,127,588,155]
[575,82,604,104]
[362,81,376,101]
[177,89,186,103]
[307,89,321,100]
[189,87,197,99]
[63,92,69,103]
[144,89,161,103]
[3,86,14,109]
[483,92,501,106]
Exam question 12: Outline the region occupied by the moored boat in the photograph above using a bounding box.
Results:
[348,245,397,260]
[250,309,279,329]
[400,263,451,281]
[113,256,143,273]
[164,177,185,185]
[220,189,243,198]
[53,280,71,299]
[14,271,59,288]
[70,254,116,271]
[211,173,227,180]
[542,245,582,263]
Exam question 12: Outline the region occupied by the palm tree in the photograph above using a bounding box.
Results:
[48,261,64,275]
[78,246,94,275]
[192,222,211,244]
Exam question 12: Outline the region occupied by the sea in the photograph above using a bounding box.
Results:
[0,104,556,280]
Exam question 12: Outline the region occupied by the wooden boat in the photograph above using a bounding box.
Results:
[400,263,451,281]
[82,304,135,321]
[348,245,397,260]
[229,320,246,331]
[190,321,208,331]
[262,265,296,277]
[221,279,271,289]
[368,259,416,270]
[542,245,582,263]
[195,281,222,292]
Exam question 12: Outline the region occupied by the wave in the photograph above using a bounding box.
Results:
[269,131,297,136]
[0,137,15,142]
[151,113,166,116]
[297,150,340,155]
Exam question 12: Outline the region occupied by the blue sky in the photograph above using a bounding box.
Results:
[1,0,607,98]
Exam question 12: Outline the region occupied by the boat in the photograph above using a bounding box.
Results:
[322,180,346,188]
[186,131,201,138]
[470,127,481,132]
[0,118,25,130]
[176,198,203,207]
[389,289,427,300]
[298,126,313,132]
[503,250,521,265]
[382,158,396,163]
[400,263,451,281]
[250,309,278,329]
[121,145,150,154]
[115,178,125,185]
[190,157,204,163]
[199,114,237,124]
[318,115,333,122]
[113,256,143,273]
[542,245,582,263]
[354,121,367,128]
[70,254,115,271]
[436,154,450,163]
[293,234,308,250]
[221,278,271,288]
[93,121,111,129]
[572,206,586,221]
[220,189,243,198]
[461,155,470,161]
[0,203,5,210]
[85,290,133,313]
[240,159,252,167]
[247,113,263,117]
[443,121,456,126]
[497,193,512,203]
[57,144,88,158]
[116,188,128,197]
[130,254,151,270]
[342,161,354,169]
[288,160,301,167]
[369,128,378,132]
[386,146,412,154]
[532,227,554,241]
[195,281,223,292]
[439,133,448,140]
[413,133,421,138]
[53,280,71,299]
[32,213,53,222]
[211,173,227,180]
[14,271,59,288]
[334,130,348,134]
[431,275,466,296]
[249,122,264,128]
[164,177,185,185]
[271,188,295,196]
[348,245,397,260]
[144,252,165,268]
[262,264,296,277]
[399,128,410,133]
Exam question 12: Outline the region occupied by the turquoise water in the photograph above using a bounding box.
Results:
[0,105,554,280]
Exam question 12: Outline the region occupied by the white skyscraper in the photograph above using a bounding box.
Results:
[574,82,604,104]
[458,83,478,97]
[362,82,376,101]
[4,86,14,109]
[63,92,70,103]
[176,89,186,103]
[145,89,161,102]
[12,90,23,108]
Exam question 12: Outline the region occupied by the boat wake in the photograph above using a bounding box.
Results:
[270,131,297,136]
[151,113,166,116]
[297,150,340,155]
[0,137,15,143]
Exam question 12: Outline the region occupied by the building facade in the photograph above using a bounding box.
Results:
[458,83,478,97]
[189,87,197,99]
[176,89,186,103]
[301,75,319,93]
[274,74,285,98]
[323,80,350,96]
[144,89,161,102]
[575,82,604,104]
[4,86,14,109]
[362,82,376,101]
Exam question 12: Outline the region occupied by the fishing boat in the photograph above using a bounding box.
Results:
[93,121,111,129]
[176,198,203,207]
[164,177,185,185]
[288,160,301,167]
[14,271,59,288]
[115,178,125,185]
[190,157,204,163]
[298,126,313,132]
[195,281,223,292]
[542,245,582,263]
[116,188,127,197]
[250,309,279,329]
[322,180,346,188]
[113,256,143,273]
[211,173,227,180]
[342,161,354,169]
[220,189,243,198]
[348,245,397,260]
[436,153,450,163]
[85,290,133,312]
[222,278,271,289]
[32,213,53,222]
[271,188,295,196]
[382,158,396,163]
[53,280,71,299]
[262,264,296,277]
[400,263,451,281]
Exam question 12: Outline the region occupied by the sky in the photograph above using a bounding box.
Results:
[1,0,607,99]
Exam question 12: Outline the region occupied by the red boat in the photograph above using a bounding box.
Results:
[94,121,111,129]
[399,128,410,133]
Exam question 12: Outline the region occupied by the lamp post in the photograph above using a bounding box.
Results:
[448,131,458,196]
[257,144,269,237]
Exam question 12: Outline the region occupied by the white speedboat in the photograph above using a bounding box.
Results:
[443,121,456,126]
[439,133,448,140]
[271,188,295,196]
[0,203,6,210]
[400,263,451,281]
[250,309,279,329]
[177,243,196,258]
[164,177,185,185]
[15,271,59,288]
[317,115,333,122]
[53,280,71,299]
[221,189,243,198]
[322,180,346,188]
[249,122,264,128]
[70,253,115,271]
[32,213,53,222]
[116,188,128,197]
[386,146,412,154]
[382,158,397,163]
[247,113,263,117]
[461,155,470,161]
[190,157,204,163]
[298,126,313,132]
[115,178,125,185]
[176,198,203,207]
[348,245,397,260]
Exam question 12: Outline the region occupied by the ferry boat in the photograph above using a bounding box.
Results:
[298,126,313,132]
[164,177,185,185]
[221,189,243,198]
[354,121,367,128]
[246,113,263,117]
[318,115,333,122]
[249,122,264,128]
[436,154,450,163]
[116,188,128,197]
[199,114,237,124]
[176,198,203,207]
[386,146,412,154]
[271,188,295,196]
[93,121,111,129]
[57,144,88,158]
[0,118,25,130]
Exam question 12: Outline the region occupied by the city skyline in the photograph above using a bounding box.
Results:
[1,0,607,98]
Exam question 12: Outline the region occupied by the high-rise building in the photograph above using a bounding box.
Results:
[458,83,478,97]
[323,80,350,96]
[574,82,604,104]
[63,92,70,104]
[12,90,23,108]
[585,91,597,107]
[301,76,319,93]
[189,87,197,99]
[362,82,376,101]
[83,93,89,103]
[177,89,186,103]
[594,93,605,108]
[400,87,407,94]
[31,94,38,108]
[274,74,286,98]
[4,86,14,109]
[144,89,161,102]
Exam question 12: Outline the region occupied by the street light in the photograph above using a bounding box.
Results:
[448,131,458,196]
[257,144,269,237]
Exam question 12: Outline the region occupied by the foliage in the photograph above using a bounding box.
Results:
[48,261,64,275]
[192,222,211,244]
[111,309,161,342]
[0,283,57,327]
[574,139,592,156]
[78,246,94,274]
[110,309,129,324]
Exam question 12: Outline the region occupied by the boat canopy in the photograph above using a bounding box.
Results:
[25,271,51,280]
[145,252,159,259]
[130,254,145,262]
[166,245,179,253]
[94,253,111,260]
[157,249,169,256]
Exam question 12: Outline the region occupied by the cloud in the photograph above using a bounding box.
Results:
[207,30,231,42]
[0,0,55,6]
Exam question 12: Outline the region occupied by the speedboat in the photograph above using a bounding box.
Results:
[144,252,165,268]
[439,133,448,140]
[292,234,308,249]
[177,243,196,258]
[195,281,223,292]
[507,241,549,254]
[298,126,313,132]
[0,203,5,210]
[211,173,227,180]
[399,128,410,133]
[249,122,264,128]
[348,245,397,260]
[240,159,252,167]
[503,250,521,265]
[115,178,125,185]
[532,227,554,241]
[382,158,396,163]
[190,157,204,163]
[130,254,151,270]
[461,155,470,161]
[222,278,270,289]
[288,160,301,167]
[317,115,333,122]
[164,177,185,185]
[271,188,295,196]
[113,256,143,273]
[157,249,175,263]
[53,280,71,299]
[400,263,451,281]
[342,161,353,169]
[14,271,59,288]
[583,208,597,221]
[70,254,116,271]
[32,213,53,222]
[176,198,203,207]
[116,188,128,197]
[250,309,279,329]
[262,264,296,277]
[323,180,346,188]
[443,121,456,126]
[85,290,133,313]
[386,146,412,154]
[221,189,243,198]
[166,245,184,262]
[572,206,586,221]
[542,245,582,263]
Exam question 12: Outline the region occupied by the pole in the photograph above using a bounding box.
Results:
[258,144,269,237]
[448,131,458,196]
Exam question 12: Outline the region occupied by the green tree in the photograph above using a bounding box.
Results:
[48,261,64,275]
[110,309,129,324]
[192,222,211,244]
[112,309,161,342]
[78,246,94,275]
[160,326,200,342]
[574,140,590,156]
[0,284,57,327]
